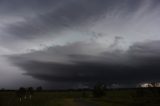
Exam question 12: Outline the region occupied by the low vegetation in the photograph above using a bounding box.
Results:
[0,86,160,106]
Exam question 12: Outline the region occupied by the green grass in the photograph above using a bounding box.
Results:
[0,89,160,106]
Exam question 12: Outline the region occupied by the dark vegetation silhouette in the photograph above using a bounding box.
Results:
[92,83,106,97]
[0,88,5,91]
[16,87,26,102]
[27,87,34,99]
[16,87,35,102]
[36,86,43,92]
[0,83,159,105]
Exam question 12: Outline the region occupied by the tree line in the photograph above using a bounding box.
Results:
[16,86,42,102]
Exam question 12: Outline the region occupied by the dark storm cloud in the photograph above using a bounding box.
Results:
[4,0,154,39]
[9,40,160,87]
[1,0,160,89]
[0,0,62,15]
[15,60,160,84]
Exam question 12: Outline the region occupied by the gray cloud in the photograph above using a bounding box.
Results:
[0,0,159,53]
[1,0,160,89]
[9,40,160,88]
[5,0,156,40]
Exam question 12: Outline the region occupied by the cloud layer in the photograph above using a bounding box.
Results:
[9,40,160,88]
[0,0,160,88]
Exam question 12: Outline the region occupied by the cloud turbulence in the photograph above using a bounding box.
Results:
[0,0,160,89]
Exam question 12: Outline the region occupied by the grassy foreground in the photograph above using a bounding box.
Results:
[0,89,160,106]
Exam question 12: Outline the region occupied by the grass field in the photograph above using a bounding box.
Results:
[0,89,160,106]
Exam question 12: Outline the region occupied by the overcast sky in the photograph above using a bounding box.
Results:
[0,0,160,89]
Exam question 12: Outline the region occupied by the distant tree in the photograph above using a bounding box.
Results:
[27,87,34,99]
[16,87,26,102]
[36,86,43,91]
[1,88,5,91]
[92,83,106,97]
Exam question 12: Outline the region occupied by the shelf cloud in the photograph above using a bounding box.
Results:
[0,0,160,88]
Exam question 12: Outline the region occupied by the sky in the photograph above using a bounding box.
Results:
[0,0,160,89]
